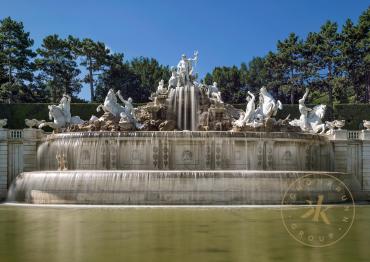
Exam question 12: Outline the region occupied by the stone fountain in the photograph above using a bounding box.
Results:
[8,52,356,205]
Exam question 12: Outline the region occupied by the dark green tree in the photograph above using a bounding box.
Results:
[35,35,81,102]
[203,73,213,85]
[75,38,111,101]
[211,66,243,104]
[96,53,140,102]
[264,52,289,103]
[0,17,36,102]
[244,57,269,92]
[129,57,171,102]
[356,7,370,102]
[96,56,170,103]
[309,21,341,106]
[275,33,305,104]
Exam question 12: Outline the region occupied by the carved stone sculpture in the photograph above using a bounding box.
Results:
[0,119,7,128]
[363,120,370,130]
[56,152,68,171]
[325,120,345,135]
[290,104,327,134]
[298,88,311,131]
[96,89,125,117]
[176,51,198,86]
[334,120,345,130]
[325,120,336,135]
[287,88,311,131]
[150,79,169,105]
[254,86,282,121]
[157,79,167,94]
[116,91,143,129]
[25,119,40,129]
[59,94,71,123]
[289,90,327,134]
[39,94,84,129]
[208,82,223,105]
[234,91,255,127]
[168,66,178,88]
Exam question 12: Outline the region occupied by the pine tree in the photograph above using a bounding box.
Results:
[310,21,341,106]
[129,57,171,102]
[35,35,81,102]
[75,38,111,102]
[357,7,370,102]
[0,17,36,102]
[276,33,305,104]
[95,53,140,102]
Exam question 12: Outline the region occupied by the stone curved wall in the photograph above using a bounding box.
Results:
[8,170,348,204]
[37,131,333,172]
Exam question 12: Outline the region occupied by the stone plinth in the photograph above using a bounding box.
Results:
[361,130,370,191]
[0,129,8,200]
[22,128,40,172]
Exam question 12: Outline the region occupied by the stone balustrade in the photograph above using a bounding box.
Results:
[328,129,370,192]
[0,128,44,200]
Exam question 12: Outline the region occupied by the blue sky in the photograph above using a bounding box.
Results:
[1,0,369,100]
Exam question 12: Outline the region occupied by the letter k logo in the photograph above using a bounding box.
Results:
[301,195,331,225]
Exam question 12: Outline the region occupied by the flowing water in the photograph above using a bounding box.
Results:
[168,85,199,130]
[0,204,369,262]
[8,170,350,204]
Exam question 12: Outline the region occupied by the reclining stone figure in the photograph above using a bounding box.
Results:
[289,89,327,134]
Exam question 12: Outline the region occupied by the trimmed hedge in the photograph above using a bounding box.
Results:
[333,104,370,130]
[0,103,100,129]
[0,103,369,130]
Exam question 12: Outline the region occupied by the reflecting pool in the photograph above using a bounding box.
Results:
[0,205,369,262]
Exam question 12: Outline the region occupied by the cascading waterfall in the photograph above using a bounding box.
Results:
[6,130,348,204]
[168,84,200,130]
[7,170,349,204]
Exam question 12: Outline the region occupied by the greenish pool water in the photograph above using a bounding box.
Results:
[0,205,369,262]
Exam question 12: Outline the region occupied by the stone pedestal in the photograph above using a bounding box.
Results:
[362,130,370,191]
[330,129,348,140]
[329,130,370,194]
[0,128,8,200]
[22,128,39,172]
[329,130,349,173]
[361,130,370,140]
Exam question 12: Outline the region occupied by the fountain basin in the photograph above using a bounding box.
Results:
[8,170,354,205]
[37,131,333,171]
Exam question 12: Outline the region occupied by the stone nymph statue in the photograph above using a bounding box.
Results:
[208,82,223,105]
[234,87,282,128]
[289,88,327,134]
[255,86,283,121]
[234,91,256,127]
[95,89,142,129]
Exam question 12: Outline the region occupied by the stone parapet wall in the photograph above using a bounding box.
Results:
[329,130,370,192]
[0,128,43,201]
[0,128,370,201]
[37,132,333,172]
[0,129,8,200]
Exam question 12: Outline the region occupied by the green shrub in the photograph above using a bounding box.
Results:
[333,104,370,130]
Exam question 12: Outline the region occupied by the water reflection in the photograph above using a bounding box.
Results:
[0,206,369,262]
